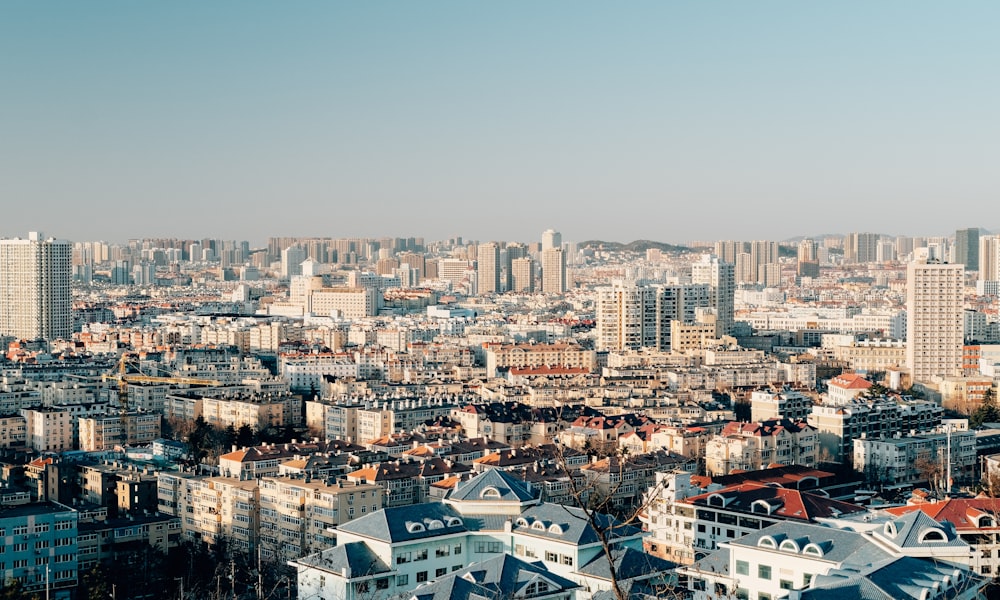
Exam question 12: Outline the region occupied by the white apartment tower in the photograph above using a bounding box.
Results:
[476,242,501,294]
[541,228,562,251]
[0,232,72,340]
[906,258,964,382]
[541,248,567,294]
[596,281,711,351]
[281,245,307,279]
[690,254,735,336]
[979,235,1000,282]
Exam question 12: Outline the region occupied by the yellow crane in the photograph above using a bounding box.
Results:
[102,354,221,414]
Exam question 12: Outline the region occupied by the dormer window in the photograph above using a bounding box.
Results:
[757,536,778,549]
[919,528,946,543]
[531,521,547,531]
[425,519,444,530]
[708,494,727,508]
[405,522,425,533]
[515,517,529,527]
[779,539,800,553]
[883,521,898,538]
[548,524,564,534]
[802,543,826,557]
[480,486,502,500]
[446,517,463,527]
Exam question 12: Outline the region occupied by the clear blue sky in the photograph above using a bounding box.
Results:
[2,2,998,245]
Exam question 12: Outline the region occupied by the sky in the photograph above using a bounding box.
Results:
[1,2,998,246]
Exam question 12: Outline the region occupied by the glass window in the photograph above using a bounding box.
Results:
[736,560,749,576]
[758,565,771,580]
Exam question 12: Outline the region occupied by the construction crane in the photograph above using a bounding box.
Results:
[101,353,221,414]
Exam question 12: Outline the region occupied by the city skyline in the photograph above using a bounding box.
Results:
[3,3,1000,244]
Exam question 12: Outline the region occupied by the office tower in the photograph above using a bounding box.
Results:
[477,242,501,294]
[511,257,535,293]
[281,246,307,279]
[979,236,1000,282]
[541,248,567,293]
[0,232,72,340]
[955,227,980,272]
[906,258,964,382]
[596,281,711,351]
[845,232,880,264]
[542,229,562,252]
[691,255,735,336]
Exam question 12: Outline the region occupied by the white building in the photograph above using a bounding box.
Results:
[906,258,964,382]
[0,232,72,340]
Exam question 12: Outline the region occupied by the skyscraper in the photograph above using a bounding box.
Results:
[0,232,72,341]
[955,227,980,272]
[541,248,567,294]
[691,255,735,336]
[979,235,1000,282]
[511,257,535,293]
[595,281,711,352]
[905,257,964,382]
[476,242,501,295]
[541,229,562,252]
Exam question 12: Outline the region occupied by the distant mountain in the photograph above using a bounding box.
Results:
[578,240,694,253]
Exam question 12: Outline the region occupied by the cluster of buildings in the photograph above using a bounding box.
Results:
[1,227,1000,599]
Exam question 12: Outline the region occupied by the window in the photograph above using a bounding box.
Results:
[397,575,409,586]
[376,578,389,590]
[759,593,772,600]
[452,565,462,572]
[435,568,447,577]
[561,555,573,566]
[735,589,749,600]
[758,565,771,580]
[416,571,428,583]
[736,560,749,576]
[488,542,502,553]
[453,544,462,555]
[780,580,793,590]
[414,549,428,561]
[545,551,558,562]
[803,574,812,587]
[396,552,411,564]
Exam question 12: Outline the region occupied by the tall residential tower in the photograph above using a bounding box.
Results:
[0,232,72,341]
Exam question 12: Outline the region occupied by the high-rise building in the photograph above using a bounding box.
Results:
[477,242,501,295]
[906,258,964,382]
[596,281,711,352]
[690,255,735,336]
[541,228,562,252]
[0,232,72,341]
[845,232,880,264]
[541,248,567,294]
[511,257,534,293]
[979,235,1000,282]
[281,246,307,279]
[955,227,980,272]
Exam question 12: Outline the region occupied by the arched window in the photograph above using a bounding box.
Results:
[406,522,425,533]
[802,543,825,557]
[446,517,463,527]
[779,539,800,553]
[758,536,778,549]
[480,486,502,500]
[919,528,946,543]
[883,521,897,538]
[515,517,529,527]
[531,521,547,531]
[708,494,726,507]
[426,519,444,530]
[548,524,564,534]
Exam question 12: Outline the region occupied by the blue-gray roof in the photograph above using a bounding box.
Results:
[512,503,642,546]
[410,554,578,600]
[448,468,537,504]
[336,502,469,544]
[730,521,893,567]
[577,547,678,583]
[802,556,979,600]
[293,541,392,578]
[877,509,967,550]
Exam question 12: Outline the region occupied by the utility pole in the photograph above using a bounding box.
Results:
[257,547,263,600]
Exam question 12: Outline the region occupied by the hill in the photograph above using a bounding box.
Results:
[578,240,693,253]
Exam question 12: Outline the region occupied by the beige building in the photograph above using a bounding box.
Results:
[541,247,566,293]
[0,413,27,449]
[484,342,596,378]
[0,232,72,340]
[704,419,817,476]
[21,406,72,452]
[511,257,535,292]
[78,412,161,451]
[906,259,964,382]
[832,339,906,373]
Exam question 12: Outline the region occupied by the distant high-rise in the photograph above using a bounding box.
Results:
[281,246,306,279]
[596,281,711,351]
[690,255,735,336]
[955,227,980,272]
[845,232,880,264]
[0,232,72,341]
[511,257,535,293]
[541,229,562,252]
[541,248,566,294]
[979,235,1000,282]
[476,242,501,295]
[906,257,963,382]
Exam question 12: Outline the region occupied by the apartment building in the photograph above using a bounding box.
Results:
[704,419,817,476]
[0,501,79,598]
[484,342,597,378]
[853,430,976,487]
[78,412,161,451]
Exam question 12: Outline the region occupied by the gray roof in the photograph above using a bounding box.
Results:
[410,554,579,600]
[877,509,967,550]
[336,502,469,544]
[686,547,730,578]
[730,521,893,568]
[802,556,978,600]
[512,503,642,546]
[294,541,392,578]
[449,468,537,504]
[576,547,677,583]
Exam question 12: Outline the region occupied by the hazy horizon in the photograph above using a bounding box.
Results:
[3,3,998,245]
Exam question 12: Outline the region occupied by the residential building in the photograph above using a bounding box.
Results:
[956,227,980,272]
[21,406,72,452]
[750,388,813,421]
[0,501,79,598]
[691,254,735,336]
[704,419,817,476]
[511,257,535,293]
[853,430,976,488]
[541,248,567,294]
[0,232,72,341]
[906,258,964,382]
[477,242,501,294]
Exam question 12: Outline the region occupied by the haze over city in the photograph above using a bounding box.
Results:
[3,2,1000,244]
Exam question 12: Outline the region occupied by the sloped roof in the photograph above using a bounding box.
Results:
[293,541,391,579]
[336,502,469,544]
[731,521,892,568]
[576,547,677,582]
[876,509,966,550]
[410,554,578,600]
[684,482,867,521]
[449,468,536,503]
[801,556,977,600]
[512,503,641,546]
